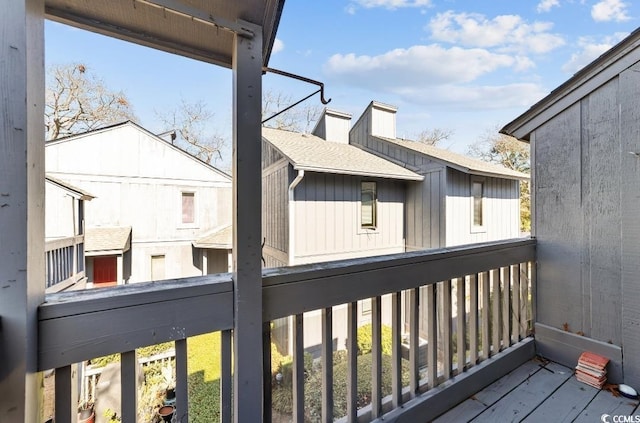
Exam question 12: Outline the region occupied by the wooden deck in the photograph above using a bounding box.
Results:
[434,358,640,423]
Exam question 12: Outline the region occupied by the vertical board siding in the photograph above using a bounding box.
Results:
[292,173,406,263]
[445,168,520,247]
[619,64,640,387]
[262,148,289,266]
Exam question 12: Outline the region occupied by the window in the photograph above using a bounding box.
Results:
[151,254,166,281]
[181,192,195,224]
[361,182,377,228]
[472,180,484,229]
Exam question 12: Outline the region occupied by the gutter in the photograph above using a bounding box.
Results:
[288,170,305,265]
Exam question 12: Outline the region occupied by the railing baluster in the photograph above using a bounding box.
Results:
[322,307,333,423]
[175,339,188,422]
[293,314,305,423]
[220,330,232,423]
[481,271,490,360]
[501,267,511,348]
[54,365,74,423]
[121,350,138,422]
[263,322,272,423]
[346,304,357,423]
[371,296,382,418]
[456,277,466,374]
[409,287,420,396]
[469,274,478,365]
[426,284,437,388]
[391,292,402,408]
[520,262,530,338]
[491,269,501,355]
[442,280,452,380]
[511,264,521,344]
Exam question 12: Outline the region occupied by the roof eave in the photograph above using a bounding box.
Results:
[292,165,424,181]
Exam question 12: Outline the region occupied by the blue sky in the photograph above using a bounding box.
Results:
[46,0,640,165]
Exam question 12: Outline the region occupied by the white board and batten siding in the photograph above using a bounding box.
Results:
[446,168,520,247]
[292,172,406,265]
[45,122,232,282]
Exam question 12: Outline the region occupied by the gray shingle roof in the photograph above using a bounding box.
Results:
[262,127,423,181]
[373,136,529,180]
[85,226,131,253]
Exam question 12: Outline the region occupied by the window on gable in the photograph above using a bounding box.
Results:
[361,182,377,228]
[472,181,484,228]
[182,192,195,224]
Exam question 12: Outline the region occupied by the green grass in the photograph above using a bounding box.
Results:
[187,332,222,422]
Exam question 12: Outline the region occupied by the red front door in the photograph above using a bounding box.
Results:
[93,256,117,287]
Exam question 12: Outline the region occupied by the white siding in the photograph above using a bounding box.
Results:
[45,182,79,240]
[45,123,232,283]
[445,168,520,246]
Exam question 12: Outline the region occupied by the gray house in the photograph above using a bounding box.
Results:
[350,101,527,249]
[501,27,640,387]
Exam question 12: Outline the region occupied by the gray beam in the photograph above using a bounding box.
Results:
[232,19,264,423]
[0,0,45,421]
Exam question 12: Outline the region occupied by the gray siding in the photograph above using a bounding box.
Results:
[293,173,406,264]
[262,141,289,267]
[406,170,445,250]
[533,74,636,371]
[446,169,520,247]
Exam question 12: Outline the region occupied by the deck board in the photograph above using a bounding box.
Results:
[573,390,639,423]
[471,362,572,423]
[522,374,599,422]
[430,358,640,423]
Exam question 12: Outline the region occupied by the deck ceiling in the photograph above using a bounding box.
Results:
[45,0,285,68]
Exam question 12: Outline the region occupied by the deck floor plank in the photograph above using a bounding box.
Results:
[522,374,599,422]
[573,389,640,423]
[433,360,542,422]
[471,362,572,423]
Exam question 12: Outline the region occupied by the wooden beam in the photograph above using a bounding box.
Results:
[232,20,264,423]
[0,0,45,421]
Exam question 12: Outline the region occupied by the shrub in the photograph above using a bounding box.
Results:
[357,324,393,356]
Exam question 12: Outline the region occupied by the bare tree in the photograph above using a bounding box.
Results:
[415,128,454,146]
[262,90,321,133]
[45,63,136,140]
[156,99,226,165]
[469,126,531,231]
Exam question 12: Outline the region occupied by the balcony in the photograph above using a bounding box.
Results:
[45,235,86,293]
[40,238,536,422]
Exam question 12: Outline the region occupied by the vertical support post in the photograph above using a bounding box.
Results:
[54,365,76,423]
[321,307,333,423]
[293,314,305,423]
[371,296,382,418]
[391,292,402,408]
[409,288,420,396]
[0,0,45,421]
[175,339,188,422]
[232,20,263,423]
[346,303,357,423]
[220,330,233,423]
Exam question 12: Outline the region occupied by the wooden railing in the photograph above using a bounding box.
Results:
[44,234,85,293]
[38,238,535,422]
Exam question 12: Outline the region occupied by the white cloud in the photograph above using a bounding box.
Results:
[272,38,284,54]
[349,0,431,10]
[591,0,630,22]
[428,12,565,54]
[562,32,628,73]
[325,44,516,88]
[537,0,560,13]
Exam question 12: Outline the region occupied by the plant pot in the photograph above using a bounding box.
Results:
[78,408,95,423]
[158,405,175,422]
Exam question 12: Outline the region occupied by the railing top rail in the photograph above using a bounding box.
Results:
[263,238,535,321]
[44,234,84,252]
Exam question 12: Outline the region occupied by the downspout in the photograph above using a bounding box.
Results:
[288,169,305,266]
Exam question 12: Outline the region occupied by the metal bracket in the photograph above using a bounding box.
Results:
[261,67,331,125]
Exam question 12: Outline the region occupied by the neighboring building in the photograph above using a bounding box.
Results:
[45,121,232,286]
[501,28,640,387]
[262,104,527,354]
[45,175,94,292]
[350,101,527,249]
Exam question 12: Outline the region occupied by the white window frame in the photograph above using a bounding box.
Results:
[470,177,486,233]
[179,190,198,228]
[360,181,377,231]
